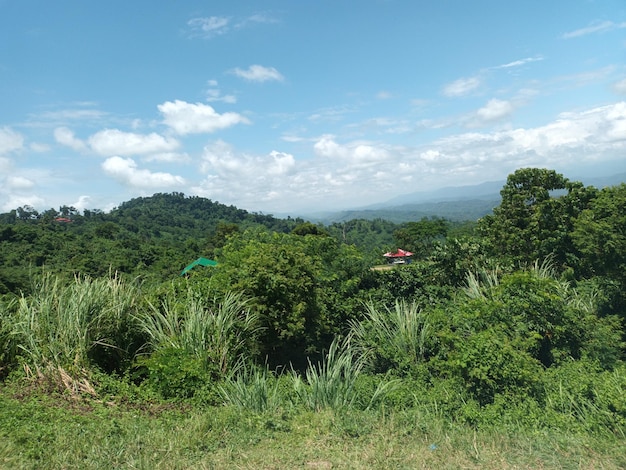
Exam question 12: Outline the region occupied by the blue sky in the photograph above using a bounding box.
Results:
[1,0,625,215]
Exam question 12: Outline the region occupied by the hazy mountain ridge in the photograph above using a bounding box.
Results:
[309,171,626,223]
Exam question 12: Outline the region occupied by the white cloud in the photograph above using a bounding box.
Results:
[143,152,190,163]
[562,20,626,39]
[200,140,295,177]
[1,194,45,213]
[36,108,107,123]
[187,16,230,38]
[235,13,279,29]
[187,13,277,38]
[30,142,50,152]
[442,76,481,97]
[495,56,543,69]
[313,136,391,169]
[0,157,12,173]
[88,129,180,156]
[0,127,24,155]
[6,176,35,190]
[231,65,284,82]
[206,82,237,103]
[203,102,626,212]
[613,78,626,95]
[436,102,626,172]
[473,99,515,124]
[267,151,296,176]
[206,90,237,103]
[158,100,250,135]
[194,140,300,208]
[54,127,87,151]
[71,195,91,212]
[102,156,186,189]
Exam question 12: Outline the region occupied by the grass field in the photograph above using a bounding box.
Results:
[1,383,625,470]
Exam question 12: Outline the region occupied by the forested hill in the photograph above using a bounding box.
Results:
[107,192,305,238]
[1,169,626,448]
[0,193,306,293]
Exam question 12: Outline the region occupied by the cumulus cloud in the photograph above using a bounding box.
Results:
[194,140,300,208]
[71,195,91,212]
[0,127,24,155]
[313,135,391,166]
[158,100,250,135]
[231,65,284,82]
[442,76,481,97]
[200,140,295,177]
[102,156,186,189]
[54,127,87,151]
[88,129,180,156]
[1,195,45,213]
[435,102,626,173]
[205,102,625,212]
[6,176,35,190]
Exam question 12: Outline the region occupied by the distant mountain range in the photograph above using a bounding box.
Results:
[309,172,626,224]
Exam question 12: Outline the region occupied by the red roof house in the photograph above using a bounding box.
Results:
[383,248,413,264]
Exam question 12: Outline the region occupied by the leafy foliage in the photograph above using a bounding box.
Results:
[0,168,625,440]
[209,229,367,369]
[479,168,597,270]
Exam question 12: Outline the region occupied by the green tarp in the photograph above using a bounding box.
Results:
[181,257,218,276]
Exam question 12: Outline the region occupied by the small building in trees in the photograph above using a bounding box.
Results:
[383,248,413,265]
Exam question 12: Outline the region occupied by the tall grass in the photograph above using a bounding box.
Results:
[464,267,501,299]
[219,363,283,413]
[351,300,431,368]
[293,336,372,411]
[137,290,260,375]
[9,272,138,390]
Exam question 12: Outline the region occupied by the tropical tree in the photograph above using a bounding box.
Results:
[478,168,597,270]
[393,217,448,259]
[209,229,367,369]
[572,183,626,282]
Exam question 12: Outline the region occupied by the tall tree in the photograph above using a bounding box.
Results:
[573,183,626,282]
[393,217,448,258]
[478,168,596,269]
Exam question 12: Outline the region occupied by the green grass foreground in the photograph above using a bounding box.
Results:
[1,385,624,470]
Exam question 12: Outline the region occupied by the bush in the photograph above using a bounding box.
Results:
[134,347,218,401]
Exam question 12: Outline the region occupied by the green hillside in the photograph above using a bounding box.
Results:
[1,169,625,468]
